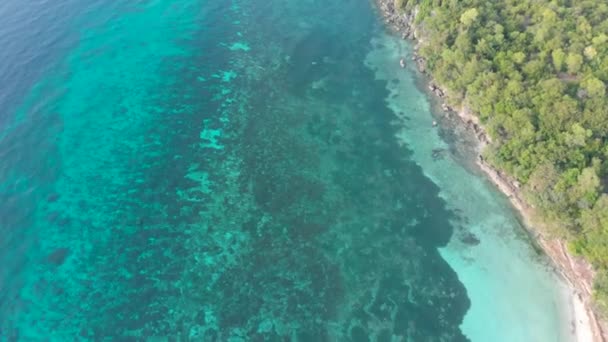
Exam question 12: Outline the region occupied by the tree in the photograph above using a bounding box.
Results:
[589,196,608,232]
[460,8,479,28]
[525,163,561,212]
[582,77,606,98]
[512,51,526,64]
[564,123,592,148]
[571,167,601,209]
[584,46,598,60]
[552,49,565,72]
[566,53,584,74]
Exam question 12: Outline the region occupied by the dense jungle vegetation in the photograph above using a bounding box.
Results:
[396,0,608,308]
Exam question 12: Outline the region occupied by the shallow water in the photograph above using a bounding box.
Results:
[365,32,575,342]
[0,0,570,340]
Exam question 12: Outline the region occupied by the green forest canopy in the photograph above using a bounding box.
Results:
[396,0,608,308]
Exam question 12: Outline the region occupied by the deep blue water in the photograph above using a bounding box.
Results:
[0,0,471,340]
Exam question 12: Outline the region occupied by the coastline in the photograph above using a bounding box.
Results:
[373,0,607,341]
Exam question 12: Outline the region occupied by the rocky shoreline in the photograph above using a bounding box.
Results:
[374,0,607,340]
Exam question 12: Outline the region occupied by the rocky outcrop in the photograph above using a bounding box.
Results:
[376,1,417,40]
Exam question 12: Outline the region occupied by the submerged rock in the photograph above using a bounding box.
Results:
[431,148,446,161]
[47,248,70,266]
[460,232,481,246]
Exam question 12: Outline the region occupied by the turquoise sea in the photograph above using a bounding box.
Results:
[0,0,575,340]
